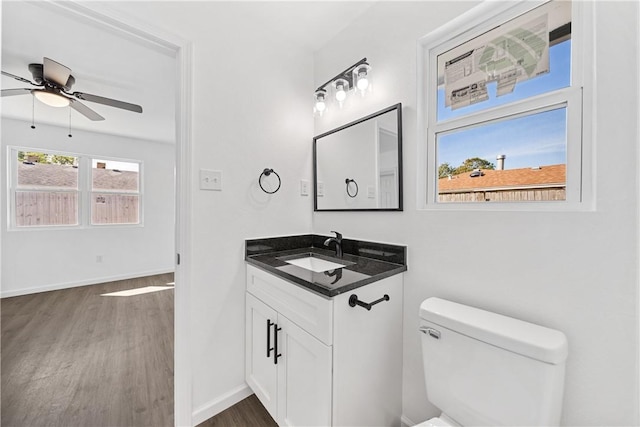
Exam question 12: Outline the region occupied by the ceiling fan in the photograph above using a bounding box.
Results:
[1,57,143,121]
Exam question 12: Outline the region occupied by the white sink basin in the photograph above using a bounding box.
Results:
[284,256,347,273]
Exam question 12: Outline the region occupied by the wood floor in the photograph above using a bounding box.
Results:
[1,274,175,427]
[197,395,277,427]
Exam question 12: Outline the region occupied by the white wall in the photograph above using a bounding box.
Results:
[52,2,638,425]
[101,2,315,423]
[1,118,175,297]
[313,2,639,426]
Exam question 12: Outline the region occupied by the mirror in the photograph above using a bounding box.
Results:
[313,103,403,211]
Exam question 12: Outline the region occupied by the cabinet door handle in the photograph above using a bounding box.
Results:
[274,324,282,365]
[267,319,275,358]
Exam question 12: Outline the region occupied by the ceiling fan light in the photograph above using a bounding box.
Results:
[33,90,70,108]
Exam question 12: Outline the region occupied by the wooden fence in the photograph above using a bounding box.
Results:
[15,191,138,226]
[92,194,139,224]
[438,187,566,203]
[16,192,78,226]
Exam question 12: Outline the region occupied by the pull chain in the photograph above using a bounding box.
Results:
[30,96,36,129]
[68,107,73,138]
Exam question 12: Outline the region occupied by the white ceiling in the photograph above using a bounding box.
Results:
[1,2,374,144]
[1,1,177,143]
[231,2,375,52]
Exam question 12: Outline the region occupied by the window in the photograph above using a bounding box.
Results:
[419,0,592,209]
[8,148,142,228]
[92,159,140,225]
[12,150,79,227]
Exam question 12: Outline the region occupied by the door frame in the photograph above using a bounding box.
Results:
[29,2,194,425]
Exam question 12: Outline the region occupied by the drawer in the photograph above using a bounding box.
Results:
[246,264,333,345]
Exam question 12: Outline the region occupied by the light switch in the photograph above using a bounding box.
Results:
[300,179,310,196]
[367,185,376,199]
[317,181,324,197]
[200,169,222,191]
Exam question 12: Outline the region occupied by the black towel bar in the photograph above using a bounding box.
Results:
[348,294,390,311]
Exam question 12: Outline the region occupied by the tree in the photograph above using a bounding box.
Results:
[438,162,455,178]
[51,155,76,165]
[18,151,48,163]
[18,151,75,165]
[453,157,495,175]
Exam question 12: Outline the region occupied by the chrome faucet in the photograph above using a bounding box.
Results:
[324,231,343,258]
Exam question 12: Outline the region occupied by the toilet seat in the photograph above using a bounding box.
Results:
[414,417,450,427]
[415,417,452,427]
[415,414,460,427]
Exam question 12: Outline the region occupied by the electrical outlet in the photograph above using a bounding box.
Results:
[300,179,310,196]
[96,255,103,263]
[200,169,222,191]
[317,181,324,197]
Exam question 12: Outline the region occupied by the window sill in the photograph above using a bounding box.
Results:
[417,200,595,212]
[7,223,144,232]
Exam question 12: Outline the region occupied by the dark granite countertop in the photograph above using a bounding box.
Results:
[245,234,407,298]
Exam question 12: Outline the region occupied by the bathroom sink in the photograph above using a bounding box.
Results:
[278,253,352,273]
[284,256,346,273]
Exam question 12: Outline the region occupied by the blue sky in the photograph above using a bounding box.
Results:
[437,40,571,170]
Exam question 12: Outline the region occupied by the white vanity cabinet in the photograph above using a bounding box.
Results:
[245,264,403,427]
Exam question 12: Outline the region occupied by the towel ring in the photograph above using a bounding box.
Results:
[259,168,281,194]
[345,178,358,198]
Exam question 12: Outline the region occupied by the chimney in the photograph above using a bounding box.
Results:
[496,154,506,170]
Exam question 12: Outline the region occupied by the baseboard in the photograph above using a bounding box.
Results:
[192,384,253,426]
[0,268,175,298]
[401,414,417,427]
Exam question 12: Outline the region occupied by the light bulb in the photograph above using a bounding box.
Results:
[314,89,327,116]
[335,85,346,102]
[353,63,371,95]
[333,78,349,106]
[356,74,369,91]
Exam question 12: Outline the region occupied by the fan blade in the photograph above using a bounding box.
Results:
[70,99,105,121]
[1,70,36,85]
[1,88,32,97]
[72,91,142,113]
[43,57,71,87]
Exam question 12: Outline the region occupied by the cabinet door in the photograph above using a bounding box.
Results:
[332,275,403,426]
[246,293,278,419]
[276,316,332,427]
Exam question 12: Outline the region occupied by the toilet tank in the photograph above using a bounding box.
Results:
[419,298,568,427]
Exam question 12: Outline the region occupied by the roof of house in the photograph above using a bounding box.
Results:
[438,164,566,193]
[17,162,138,191]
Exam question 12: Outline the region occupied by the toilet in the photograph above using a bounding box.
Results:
[418,297,568,426]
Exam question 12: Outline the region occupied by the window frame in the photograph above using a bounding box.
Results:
[417,0,594,211]
[7,146,144,230]
[89,157,143,226]
[8,147,82,229]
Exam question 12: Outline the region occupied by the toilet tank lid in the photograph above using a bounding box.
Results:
[420,298,568,364]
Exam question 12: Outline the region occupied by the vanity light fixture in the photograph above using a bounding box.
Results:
[333,78,349,105]
[353,63,371,95]
[314,57,371,113]
[314,89,327,116]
